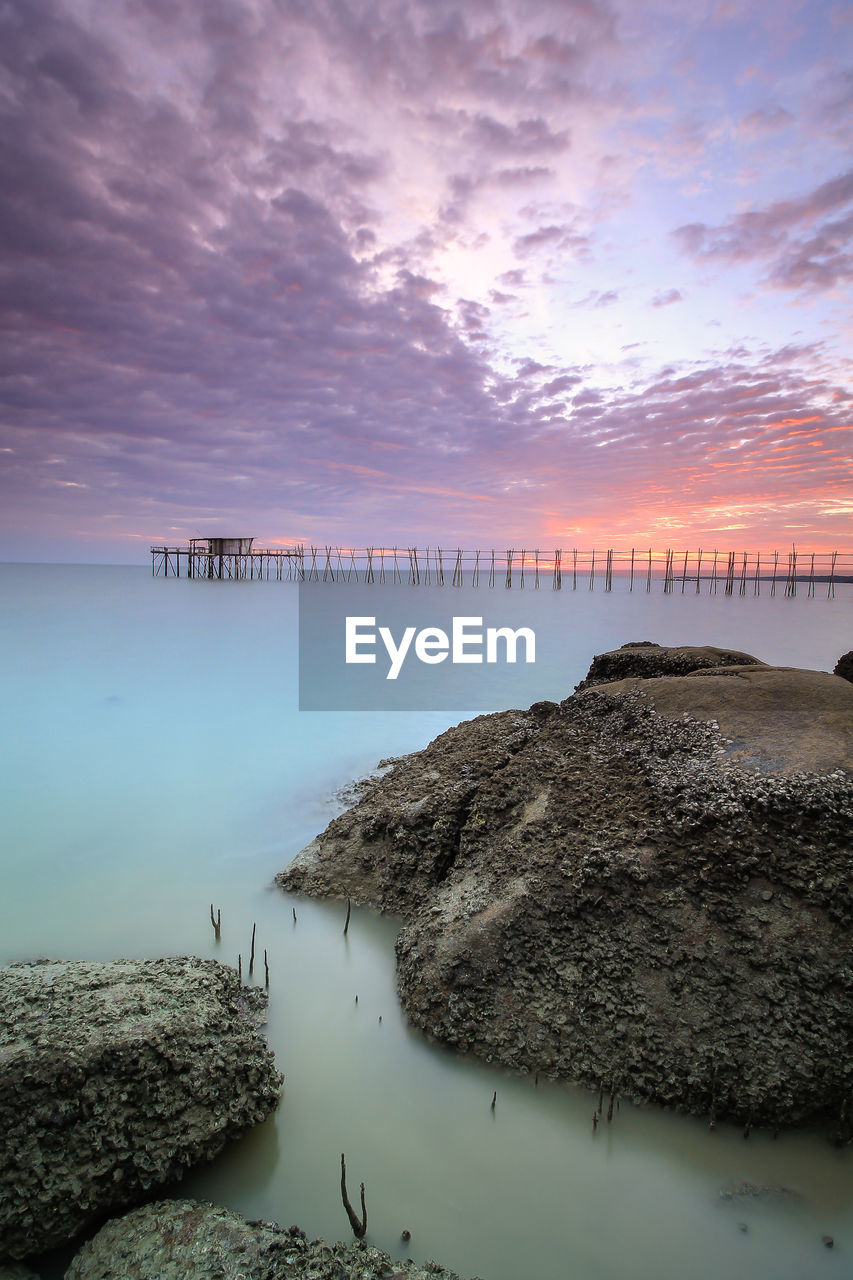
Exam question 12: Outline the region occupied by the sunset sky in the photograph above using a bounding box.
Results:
[1,0,851,561]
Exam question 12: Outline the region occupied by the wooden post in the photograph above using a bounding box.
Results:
[340,1154,367,1239]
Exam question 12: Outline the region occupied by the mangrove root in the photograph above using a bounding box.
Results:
[340,1153,367,1238]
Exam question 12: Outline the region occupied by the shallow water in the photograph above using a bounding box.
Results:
[1,563,851,1279]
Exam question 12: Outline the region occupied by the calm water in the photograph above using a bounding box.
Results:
[2,563,851,1280]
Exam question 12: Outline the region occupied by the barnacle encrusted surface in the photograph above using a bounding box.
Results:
[0,957,282,1259]
[64,1199,476,1280]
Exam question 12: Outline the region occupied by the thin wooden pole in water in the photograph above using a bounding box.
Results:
[340,1154,367,1239]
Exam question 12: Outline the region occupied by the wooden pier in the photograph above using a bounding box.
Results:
[151,542,850,598]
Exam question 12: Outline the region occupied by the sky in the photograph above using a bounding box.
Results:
[1,0,852,562]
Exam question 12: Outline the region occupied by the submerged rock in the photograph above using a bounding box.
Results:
[0,958,282,1260]
[278,646,853,1135]
[64,1199,477,1280]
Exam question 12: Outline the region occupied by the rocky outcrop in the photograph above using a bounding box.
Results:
[835,651,853,683]
[0,958,282,1260]
[278,647,853,1136]
[574,641,763,690]
[64,1200,476,1280]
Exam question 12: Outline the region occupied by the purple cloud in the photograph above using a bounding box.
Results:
[650,289,683,307]
[0,0,850,558]
[673,170,853,292]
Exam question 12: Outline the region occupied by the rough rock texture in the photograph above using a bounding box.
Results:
[278,648,853,1136]
[64,1200,477,1280]
[0,958,283,1260]
[835,651,853,683]
[574,641,764,691]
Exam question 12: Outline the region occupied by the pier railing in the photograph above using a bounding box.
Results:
[151,545,851,597]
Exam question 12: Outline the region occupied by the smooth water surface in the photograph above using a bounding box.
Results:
[1,563,851,1280]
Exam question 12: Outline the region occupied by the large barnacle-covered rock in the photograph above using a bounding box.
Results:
[279,648,853,1136]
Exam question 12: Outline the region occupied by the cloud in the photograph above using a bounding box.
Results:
[650,288,683,307]
[738,105,794,137]
[672,169,853,292]
[512,222,591,258]
[0,0,850,556]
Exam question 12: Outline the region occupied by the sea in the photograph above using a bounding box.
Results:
[2,562,851,1280]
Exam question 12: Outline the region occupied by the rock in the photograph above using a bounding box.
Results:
[277,649,853,1135]
[575,642,764,691]
[0,1265,41,1280]
[63,1199,476,1280]
[834,651,853,683]
[0,958,283,1260]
